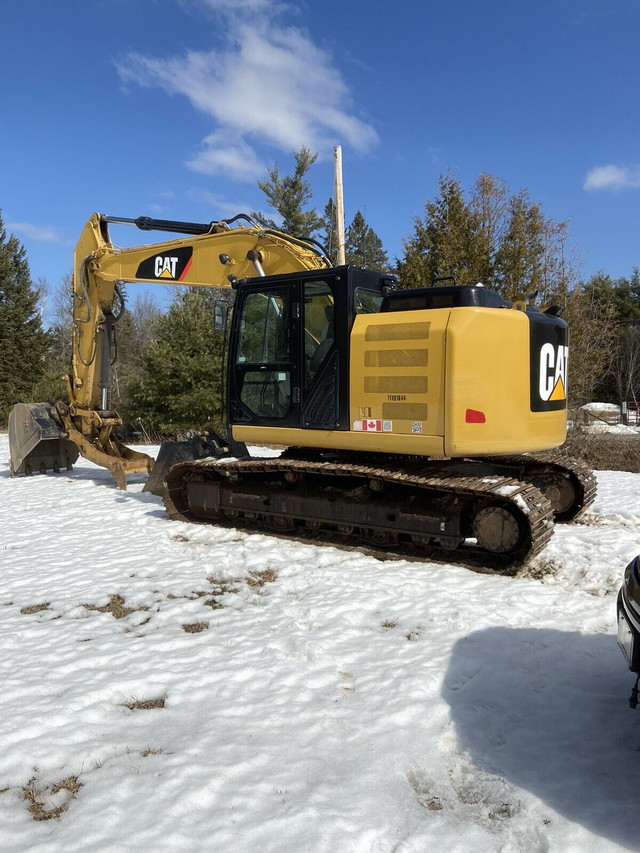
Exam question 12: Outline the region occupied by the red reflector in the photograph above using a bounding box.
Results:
[465,409,486,424]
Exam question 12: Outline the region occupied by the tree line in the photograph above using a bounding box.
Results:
[1,149,638,434]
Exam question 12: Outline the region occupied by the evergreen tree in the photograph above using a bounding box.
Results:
[321,197,338,264]
[468,173,508,286]
[345,210,389,271]
[562,284,616,405]
[583,270,640,326]
[396,172,484,288]
[493,191,547,301]
[110,291,161,414]
[126,288,225,435]
[32,273,73,405]
[630,266,640,306]
[256,147,323,239]
[398,172,575,302]
[0,211,50,424]
[583,268,640,404]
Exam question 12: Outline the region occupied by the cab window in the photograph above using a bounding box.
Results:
[355,288,383,314]
[303,280,334,387]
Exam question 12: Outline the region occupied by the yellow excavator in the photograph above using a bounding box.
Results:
[9,212,596,568]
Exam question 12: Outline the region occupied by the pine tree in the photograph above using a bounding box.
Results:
[562,284,616,404]
[345,211,389,271]
[0,211,50,424]
[583,268,640,404]
[109,291,162,415]
[584,270,640,326]
[321,198,338,264]
[32,273,73,405]
[398,173,576,302]
[468,173,508,286]
[126,288,225,435]
[630,266,640,306]
[396,172,484,288]
[256,147,323,239]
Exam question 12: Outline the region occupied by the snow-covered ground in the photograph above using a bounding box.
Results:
[1,433,639,852]
[579,402,640,434]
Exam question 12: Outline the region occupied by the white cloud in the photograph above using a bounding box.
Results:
[7,222,60,242]
[187,132,266,181]
[116,1,377,182]
[583,164,640,191]
[186,187,256,220]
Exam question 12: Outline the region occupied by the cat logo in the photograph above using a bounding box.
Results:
[529,316,569,413]
[135,246,193,281]
[539,343,568,402]
[155,256,179,278]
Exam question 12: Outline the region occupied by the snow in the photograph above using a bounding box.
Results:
[1,433,639,852]
[581,403,622,414]
[586,422,640,435]
[579,402,640,434]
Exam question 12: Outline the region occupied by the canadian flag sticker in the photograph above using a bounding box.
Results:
[362,419,382,432]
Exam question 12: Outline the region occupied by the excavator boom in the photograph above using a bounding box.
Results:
[9,212,330,488]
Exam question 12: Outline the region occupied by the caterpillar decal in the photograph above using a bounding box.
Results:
[135,246,193,281]
[530,314,569,412]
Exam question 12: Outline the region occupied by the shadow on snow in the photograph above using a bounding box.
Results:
[444,626,640,849]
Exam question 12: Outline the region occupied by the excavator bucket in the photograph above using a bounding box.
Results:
[8,403,79,477]
[144,432,249,496]
[143,435,222,496]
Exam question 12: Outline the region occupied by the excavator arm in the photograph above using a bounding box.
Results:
[9,213,330,488]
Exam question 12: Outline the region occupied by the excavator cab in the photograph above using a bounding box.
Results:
[145,267,371,494]
[227,267,387,435]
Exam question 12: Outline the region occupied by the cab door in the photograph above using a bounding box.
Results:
[229,283,300,428]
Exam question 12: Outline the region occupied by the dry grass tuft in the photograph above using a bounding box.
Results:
[246,569,278,588]
[167,590,207,601]
[122,697,165,711]
[141,747,159,757]
[20,603,50,615]
[182,622,209,633]
[517,558,561,581]
[207,578,239,595]
[22,776,82,821]
[563,428,640,472]
[381,619,397,629]
[84,595,148,620]
[202,597,223,610]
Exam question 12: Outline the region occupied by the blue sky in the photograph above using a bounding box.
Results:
[2,0,639,318]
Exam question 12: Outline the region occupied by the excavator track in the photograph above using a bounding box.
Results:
[468,453,597,522]
[282,447,597,523]
[163,458,555,572]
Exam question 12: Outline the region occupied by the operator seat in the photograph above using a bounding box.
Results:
[310,305,334,372]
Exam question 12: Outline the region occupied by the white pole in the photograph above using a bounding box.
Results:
[334,145,346,265]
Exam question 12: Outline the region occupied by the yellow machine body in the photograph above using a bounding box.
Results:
[233,303,566,457]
